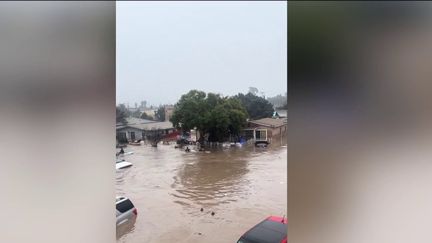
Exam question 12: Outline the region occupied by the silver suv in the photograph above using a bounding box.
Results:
[116,196,137,226]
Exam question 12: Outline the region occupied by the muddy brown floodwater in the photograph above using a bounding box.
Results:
[116,138,287,243]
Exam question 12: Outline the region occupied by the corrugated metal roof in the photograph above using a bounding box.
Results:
[125,117,156,125]
[116,117,157,129]
[249,117,287,128]
[117,121,174,131]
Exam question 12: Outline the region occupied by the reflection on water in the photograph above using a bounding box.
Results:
[171,149,250,209]
[116,136,287,243]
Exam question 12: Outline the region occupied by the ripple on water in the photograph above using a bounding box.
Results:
[116,142,287,242]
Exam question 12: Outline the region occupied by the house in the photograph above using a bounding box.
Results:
[116,117,155,127]
[243,117,287,144]
[122,101,148,113]
[116,117,176,143]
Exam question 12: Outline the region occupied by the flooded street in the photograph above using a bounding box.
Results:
[116,138,287,243]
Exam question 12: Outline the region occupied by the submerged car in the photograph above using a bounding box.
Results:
[116,196,137,226]
[237,216,287,243]
[116,161,133,170]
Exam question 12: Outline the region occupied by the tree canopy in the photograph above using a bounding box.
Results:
[170,90,248,142]
[116,104,129,124]
[267,92,287,109]
[235,92,274,120]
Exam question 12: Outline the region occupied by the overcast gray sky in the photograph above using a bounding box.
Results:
[117,1,287,106]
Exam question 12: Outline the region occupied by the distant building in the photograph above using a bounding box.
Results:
[123,100,148,113]
[164,105,174,122]
[243,117,287,143]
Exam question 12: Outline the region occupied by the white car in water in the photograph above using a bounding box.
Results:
[116,161,133,170]
[116,196,137,226]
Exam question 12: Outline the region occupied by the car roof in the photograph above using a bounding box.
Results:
[242,217,287,243]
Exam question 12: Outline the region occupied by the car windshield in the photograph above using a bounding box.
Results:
[116,199,134,213]
[242,220,287,243]
[237,238,255,243]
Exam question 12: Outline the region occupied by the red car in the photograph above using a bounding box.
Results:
[237,216,287,243]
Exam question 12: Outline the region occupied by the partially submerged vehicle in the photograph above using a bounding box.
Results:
[222,143,231,149]
[255,142,268,148]
[237,216,287,243]
[128,142,141,146]
[116,196,137,226]
[176,138,191,145]
[116,161,133,170]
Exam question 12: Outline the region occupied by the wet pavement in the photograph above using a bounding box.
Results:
[116,137,287,243]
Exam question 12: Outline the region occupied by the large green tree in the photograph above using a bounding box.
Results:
[170,90,248,142]
[235,92,274,120]
[267,92,287,109]
[116,104,129,124]
[207,97,248,142]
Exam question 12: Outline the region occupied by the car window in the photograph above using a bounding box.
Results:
[116,199,135,213]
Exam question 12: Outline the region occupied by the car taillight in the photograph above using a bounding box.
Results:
[133,208,137,215]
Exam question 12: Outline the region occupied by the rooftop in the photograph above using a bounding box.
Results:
[125,117,156,125]
[249,117,287,128]
[116,117,158,129]
[118,121,174,131]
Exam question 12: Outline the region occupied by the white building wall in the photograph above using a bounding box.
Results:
[117,127,144,141]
